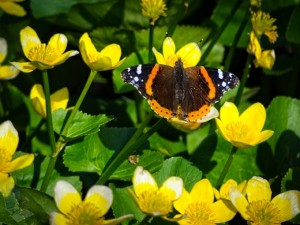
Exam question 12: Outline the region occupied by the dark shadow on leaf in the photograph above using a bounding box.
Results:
[190,132,218,175]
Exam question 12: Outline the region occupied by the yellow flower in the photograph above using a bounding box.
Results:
[11,26,79,73]
[30,84,69,118]
[152,36,201,68]
[230,176,300,224]
[215,102,274,149]
[214,179,247,201]
[247,31,275,69]
[79,32,125,71]
[50,180,133,225]
[0,0,26,17]
[0,120,34,197]
[141,0,167,25]
[251,10,278,43]
[132,166,183,216]
[0,37,19,79]
[173,179,236,224]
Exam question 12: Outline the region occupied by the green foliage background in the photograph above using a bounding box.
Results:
[0,0,300,224]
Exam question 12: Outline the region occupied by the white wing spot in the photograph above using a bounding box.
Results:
[229,73,233,78]
[222,81,227,87]
[127,67,131,72]
[136,65,142,75]
[218,69,223,79]
[134,76,139,82]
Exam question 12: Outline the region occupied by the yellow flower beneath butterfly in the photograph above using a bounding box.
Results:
[230,176,300,224]
[30,84,69,118]
[215,102,274,149]
[0,120,34,197]
[11,26,79,72]
[50,180,133,225]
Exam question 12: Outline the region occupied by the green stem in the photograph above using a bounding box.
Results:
[97,117,165,184]
[54,69,98,156]
[40,69,56,192]
[41,70,56,153]
[234,54,253,106]
[216,146,238,187]
[148,22,154,63]
[40,70,97,192]
[19,119,45,152]
[224,8,249,71]
[200,0,243,64]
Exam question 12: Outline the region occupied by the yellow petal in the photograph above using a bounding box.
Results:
[0,1,26,17]
[173,189,192,213]
[237,180,247,196]
[160,176,183,200]
[176,42,201,68]
[163,37,177,66]
[246,176,272,202]
[215,118,232,142]
[6,154,34,173]
[240,103,266,134]
[0,173,15,197]
[271,190,300,222]
[10,61,36,73]
[52,50,79,66]
[54,180,82,214]
[229,186,250,220]
[133,166,158,197]
[89,56,112,71]
[49,212,69,225]
[219,179,238,200]
[257,49,276,69]
[50,87,69,111]
[47,34,67,55]
[30,84,46,118]
[99,43,121,67]
[250,129,274,146]
[0,37,7,64]
[79,32,98,66]
[219,102,240,125]
[0,65,19,79]
[190,179,214,203]
[20,26,41,59]
[0,120,18,156]
[212,199,237,223]
[152,47,166,64]
[84,185,113,217]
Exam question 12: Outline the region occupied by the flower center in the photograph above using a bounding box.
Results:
[65,202,104,225]
[182,202,215,225]
[27,44,59,63]
[225,121,252,141]
[246,200,281,225]
[137,189,174,216]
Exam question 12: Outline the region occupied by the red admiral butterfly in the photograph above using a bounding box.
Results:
[121,59,239,123]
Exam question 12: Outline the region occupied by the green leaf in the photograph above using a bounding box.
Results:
[111,185,144,223]
[0,193,27,225]
[12,152,34,188]
[148,132,187,156]
[52,109,112,141]
[36,157,82,196]
[210,0,250,48]
[30,0,101,18]
[111,150,165,181]
[286,5,300,44]
[14,187,57,224]
[186,123,211,154]
[154,157,202,191]
[63,127,136,174]
[281,168,300,192]
[258,97,300,177]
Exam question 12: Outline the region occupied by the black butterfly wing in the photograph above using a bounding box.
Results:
[181,66,239,122]
[121,64,176,119]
